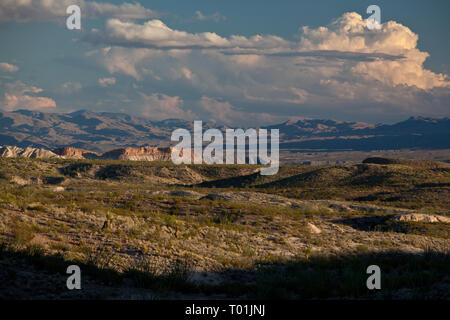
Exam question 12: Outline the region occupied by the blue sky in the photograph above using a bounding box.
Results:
[0,0,449,125]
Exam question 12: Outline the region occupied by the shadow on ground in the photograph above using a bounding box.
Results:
[0,243,449,299]
[334,215,450,239]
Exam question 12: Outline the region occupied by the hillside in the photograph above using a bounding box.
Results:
[259,163,450,189]
[362,157,450,168]
[0,110,188,152]
[0,157,448,299]
[196,158,450,188]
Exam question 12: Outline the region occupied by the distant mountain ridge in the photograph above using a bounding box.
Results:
[0,109,449,152]
[273,116,450,151]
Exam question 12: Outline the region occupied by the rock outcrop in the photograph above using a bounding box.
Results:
[100,146,173,161]
[0,145,175,162]
[53,147,100,159]
[0,145,60,159]
[392,213,450,223]
[306,223,322,234]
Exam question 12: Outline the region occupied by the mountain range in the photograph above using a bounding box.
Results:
[0,109,449,152]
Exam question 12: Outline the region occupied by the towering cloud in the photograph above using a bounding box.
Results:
[82,12,448,122]
[298,12,448,90]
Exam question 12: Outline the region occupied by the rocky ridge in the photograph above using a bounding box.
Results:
[101,146,173,161]
[0,145,59,159]
[0,145,174,161]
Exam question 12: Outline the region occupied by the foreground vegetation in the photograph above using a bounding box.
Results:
[0,157,448,299]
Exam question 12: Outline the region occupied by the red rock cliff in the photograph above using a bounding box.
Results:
[52,147,100,159]
[100,146,173,161]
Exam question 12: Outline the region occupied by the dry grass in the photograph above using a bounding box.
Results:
[0,157,448,299]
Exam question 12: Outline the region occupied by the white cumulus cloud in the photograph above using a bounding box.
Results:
[0,62,19,73]
[198,96,292,126]
[1,81,56,111]
[138,93,195,121]
[84,12,449,122]
[0,0,158,22]
[85,18,290,50]
[98,77,116,87]
[298,12,448,90]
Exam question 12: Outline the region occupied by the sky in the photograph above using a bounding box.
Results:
[0,0,449,126]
